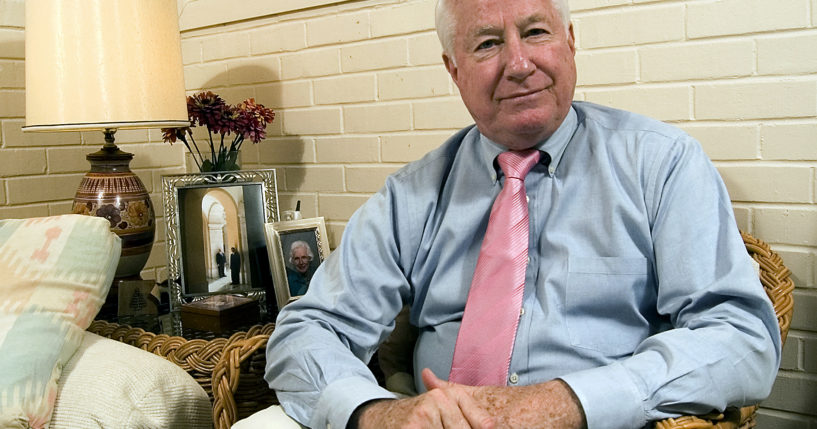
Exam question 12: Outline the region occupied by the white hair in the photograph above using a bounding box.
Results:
[289,240,314,263]
[435,0,572,57]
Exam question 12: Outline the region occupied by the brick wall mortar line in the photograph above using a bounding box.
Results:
[571,0,691,17]
[320,31,432,51]
[275,131,458,139]
[179,0,407,37]
[681,118,817,126]
[787,329,817,340]
[731,201,817,210]
[332,100,418,110]
[579,75,817,89]
[752,28,817,40]
[757,408,817,421]
[684,27,817,43]
[777,368,817,380]
[575,28,816,53]
[714,161,817,168]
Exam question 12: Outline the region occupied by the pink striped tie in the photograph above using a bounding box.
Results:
[449,149,540,386]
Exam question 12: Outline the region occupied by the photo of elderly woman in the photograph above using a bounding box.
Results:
[284,239,317,296]
[279,232,321,297]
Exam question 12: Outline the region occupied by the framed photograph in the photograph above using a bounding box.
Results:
[265,217,329,308]
[161,169,279,326]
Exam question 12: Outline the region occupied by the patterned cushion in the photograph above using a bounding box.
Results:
[0,215,120,429]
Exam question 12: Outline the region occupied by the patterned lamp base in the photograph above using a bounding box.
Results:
[72,131,156,316]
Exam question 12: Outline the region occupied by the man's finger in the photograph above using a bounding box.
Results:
[421,367,451,391]
[420,368,495,429]
[453,386,495,429]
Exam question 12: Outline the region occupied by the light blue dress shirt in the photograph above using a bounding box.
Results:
[265,101,781,429]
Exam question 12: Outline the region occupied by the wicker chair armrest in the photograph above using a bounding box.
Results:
[212,333,273,429]
[87,319,163,349]
[653,406,755,429]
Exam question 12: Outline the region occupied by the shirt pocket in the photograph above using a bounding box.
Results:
[565,256,652,357]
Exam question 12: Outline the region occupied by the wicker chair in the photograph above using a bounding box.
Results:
[653,231,795,429]
[87,320,277,429]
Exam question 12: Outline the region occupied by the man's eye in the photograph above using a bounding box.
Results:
[525,28,549,37]
[476,39,499,50]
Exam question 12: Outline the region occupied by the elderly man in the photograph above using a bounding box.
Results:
[259,0,781,428]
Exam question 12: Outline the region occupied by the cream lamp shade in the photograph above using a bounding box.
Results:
[23,0,189,132]
[22,0,190,318]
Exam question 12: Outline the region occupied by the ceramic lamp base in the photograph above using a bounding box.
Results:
[72,131,156,311]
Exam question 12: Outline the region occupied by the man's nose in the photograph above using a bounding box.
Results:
[504,36,534,80]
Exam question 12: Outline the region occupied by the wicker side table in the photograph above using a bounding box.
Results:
[88,320,278,429]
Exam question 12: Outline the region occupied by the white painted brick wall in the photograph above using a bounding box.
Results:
[315,74,376,105]
[574,5,685,48]
[686,0,810,39]
[2,0,816,422]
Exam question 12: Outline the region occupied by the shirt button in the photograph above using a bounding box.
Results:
[509,373,519,384]
[526,195,530,203]
[527,256,531,264]
[520,307,525,316]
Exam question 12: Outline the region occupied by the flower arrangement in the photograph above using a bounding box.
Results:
[162,91,275,172]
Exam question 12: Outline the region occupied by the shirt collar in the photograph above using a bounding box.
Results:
[475,105,578,179]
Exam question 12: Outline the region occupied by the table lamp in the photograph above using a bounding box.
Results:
[23,0,189,314]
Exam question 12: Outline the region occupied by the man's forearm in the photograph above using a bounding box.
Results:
[470,379,586,429]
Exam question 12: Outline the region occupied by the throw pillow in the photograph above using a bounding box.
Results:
[0,215,120,429]
[51,331,212,429]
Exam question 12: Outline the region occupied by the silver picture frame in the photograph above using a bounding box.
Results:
[162,169,280,322]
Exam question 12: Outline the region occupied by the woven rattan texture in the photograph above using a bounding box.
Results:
[87,320,277,429]
[653,231,794,429]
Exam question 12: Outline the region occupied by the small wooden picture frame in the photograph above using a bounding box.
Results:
[265,217,329,309]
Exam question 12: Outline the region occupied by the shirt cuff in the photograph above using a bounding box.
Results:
[310,375,397,429]
[559,361,647,429]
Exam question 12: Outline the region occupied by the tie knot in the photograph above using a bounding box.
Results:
[497,149,540,180]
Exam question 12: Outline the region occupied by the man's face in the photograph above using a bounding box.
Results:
[443,0,576,150]
[292,247,311,274]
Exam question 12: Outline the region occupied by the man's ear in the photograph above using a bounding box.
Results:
[567,23,576,55]
[443,53,459,84]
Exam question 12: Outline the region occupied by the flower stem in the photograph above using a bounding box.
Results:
[208,129,217,163]
[180,132,203,170]
[232,136,244,153]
